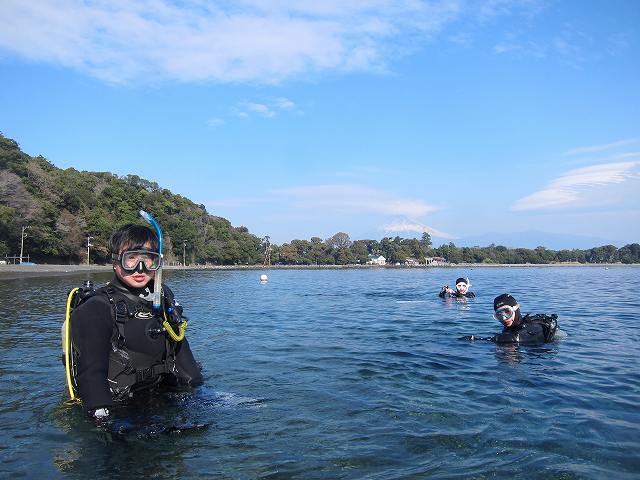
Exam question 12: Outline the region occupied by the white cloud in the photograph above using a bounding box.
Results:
[383,221,456,239]
[0,0,534,84]
[563,139,637,156]
[233,97,297,118]
[274,97,295,110]
[613,152,640,160]
[448,32,472,47]
[478,0,544,21]
[243,102,275,118]
[493,40,545,59]
[512,161,640,211]
[273,184,438,218]
[206,117,225,128]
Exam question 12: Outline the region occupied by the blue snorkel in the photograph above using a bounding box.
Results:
[139,210,163,311]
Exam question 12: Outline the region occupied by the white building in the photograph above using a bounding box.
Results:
[425,256,447,266]
[367,255,386,266]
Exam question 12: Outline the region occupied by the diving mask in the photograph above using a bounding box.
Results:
[113,249,162,273]
[493,304,520,323]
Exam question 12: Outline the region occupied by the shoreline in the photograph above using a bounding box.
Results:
[1,262,637,279]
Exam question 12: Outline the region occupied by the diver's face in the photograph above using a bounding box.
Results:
[456,282,468,294]
[494,305,518,327]
[114,241,156,289]
[501,314,514,327]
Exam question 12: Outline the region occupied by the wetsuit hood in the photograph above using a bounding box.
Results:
[494,293,522,327]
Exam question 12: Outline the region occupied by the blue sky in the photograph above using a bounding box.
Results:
[1,1,639,248]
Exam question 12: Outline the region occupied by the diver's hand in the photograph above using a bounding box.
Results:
[90,407,110,426]
[460,335,494,342]
[89,408,136,437]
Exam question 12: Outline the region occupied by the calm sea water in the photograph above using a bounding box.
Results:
[0,267,638,479]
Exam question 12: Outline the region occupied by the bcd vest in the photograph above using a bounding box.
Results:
[495,313,558,344]
[72,283,185,401]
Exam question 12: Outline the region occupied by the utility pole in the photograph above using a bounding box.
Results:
[19,225,29,264]
[86,236,94,265]
[183,240,187,268]
[262,235,271,266]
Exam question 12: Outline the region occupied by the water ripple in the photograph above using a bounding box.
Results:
[0,267,639,479]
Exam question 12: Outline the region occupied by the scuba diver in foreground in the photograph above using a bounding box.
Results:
[462,293,558,344]
[439,277,475,299]
[63,215,202,423]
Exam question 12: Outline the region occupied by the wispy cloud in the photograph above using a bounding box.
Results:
[206,117,225,128]
[233,97,298,119]
[512,161,640,211]
[551,25,591,67]
[0,1,547,85]
[478,0,545,21]
[563,139,638,156]
[493,40,545,59]
[274,97,295,110]
[491,14,629,66]
[613,152,640,160]
[273,184,438,218]
[383,221,456,239]
[607,32,631,56]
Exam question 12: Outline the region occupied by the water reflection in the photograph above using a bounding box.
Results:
[51,387,212,478]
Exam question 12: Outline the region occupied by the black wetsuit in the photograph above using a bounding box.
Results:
[439,290,476,299]
[70,276,202,412]
[493,314,558,344]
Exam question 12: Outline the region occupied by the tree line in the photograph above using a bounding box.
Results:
[1,133,638,266]
[271,233,640,265]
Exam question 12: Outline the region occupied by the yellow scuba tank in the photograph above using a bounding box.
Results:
[61,280,95,401]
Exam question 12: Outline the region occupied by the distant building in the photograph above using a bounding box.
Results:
[404,257,420,266]
[367,254,386,266]
[425,256,447,266]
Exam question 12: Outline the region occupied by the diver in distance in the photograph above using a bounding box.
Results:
[439,277,475,299]
[461,293,558,344]
[63,214,202,423]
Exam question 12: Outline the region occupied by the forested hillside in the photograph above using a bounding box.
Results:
[0,134,263,264]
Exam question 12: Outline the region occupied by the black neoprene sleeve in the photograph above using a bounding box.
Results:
[70,295,115,411]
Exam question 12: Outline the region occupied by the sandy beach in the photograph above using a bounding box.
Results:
[0,264,114,279]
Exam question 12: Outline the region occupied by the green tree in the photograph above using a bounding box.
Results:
[350,240,370,264]
[279,243,300,264]
[420,232,432,256]
[618,243,640,264]
[326,232,352,249]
